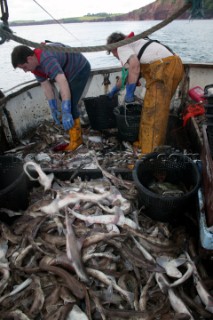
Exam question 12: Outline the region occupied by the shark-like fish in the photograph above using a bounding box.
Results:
[24,161,54,191]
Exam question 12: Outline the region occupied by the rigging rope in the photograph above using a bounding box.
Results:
[0,1,192,52]
[32,0,82,43]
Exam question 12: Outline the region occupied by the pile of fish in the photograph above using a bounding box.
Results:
[4,121,138,171]
[0,161,213,320]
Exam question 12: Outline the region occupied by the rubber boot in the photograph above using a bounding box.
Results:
[64,118,83,151]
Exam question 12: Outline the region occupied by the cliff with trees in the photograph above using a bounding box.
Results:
[10,0,213,26]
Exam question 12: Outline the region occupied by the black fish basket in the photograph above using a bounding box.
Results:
[0,155,29,212]
[113,103,142,142]
[132,152,200,223]
[83,94,117,130]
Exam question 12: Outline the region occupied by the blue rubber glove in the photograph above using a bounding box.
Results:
[108,86,120,98]
[61,100,74,130]
[125,83,136,103]
[48,99,60,125]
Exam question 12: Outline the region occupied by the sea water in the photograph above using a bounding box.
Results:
[1,20,213,91]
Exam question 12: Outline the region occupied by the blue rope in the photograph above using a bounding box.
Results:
[186,0,204,18]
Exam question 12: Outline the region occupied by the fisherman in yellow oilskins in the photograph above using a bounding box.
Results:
[106,32,184,155]
[11,42,91,152]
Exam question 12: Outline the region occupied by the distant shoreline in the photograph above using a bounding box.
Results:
[9,16,210,28]
[9,13,122,27]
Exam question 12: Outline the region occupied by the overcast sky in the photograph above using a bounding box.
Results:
[7,0,156,21]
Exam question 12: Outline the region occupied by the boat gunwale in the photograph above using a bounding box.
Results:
[1,62,213,105]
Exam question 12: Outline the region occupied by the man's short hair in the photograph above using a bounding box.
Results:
[106,32,125,54]
[11,45,34,68]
